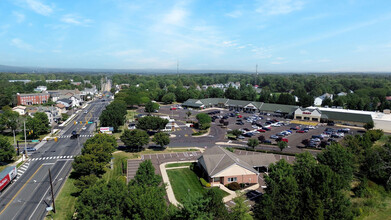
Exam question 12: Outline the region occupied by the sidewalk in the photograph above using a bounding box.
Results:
[159,160,197,207]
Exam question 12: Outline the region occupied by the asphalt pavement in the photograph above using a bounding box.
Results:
[0,99,108,220]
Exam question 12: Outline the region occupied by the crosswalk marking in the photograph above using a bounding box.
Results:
[29,155,76,161]
[58,134,94,139]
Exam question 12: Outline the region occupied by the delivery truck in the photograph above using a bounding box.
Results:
[0,166,17,193]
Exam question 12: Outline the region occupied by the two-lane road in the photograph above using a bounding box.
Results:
[0,99,109,220]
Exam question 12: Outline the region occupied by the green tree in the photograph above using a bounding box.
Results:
[173,193,213,220]
[162,93,176,104]
[365,143,391,189]
[131,160,162,187]
[254,160,299,220]
[73,174,98,192]
[152,132,170,148]
[72,154,107,177]
[196,113,211,130]
[120,129,149,151]
[277,141,287,151]
[363,121,374,130]
[145,101,160,114]
[204,187,228,220]
[317,143,354,189]
[75,179,127,219]
[0,137,15,161]
[84,133,117,151]
[186,111,191,119]
[136,116,169,131]
[99,101,127,132]
[124,184,169,220]
[26,112,49,138]
[231,129,243,137]
[231,195,253,220]
[247,138,259,149]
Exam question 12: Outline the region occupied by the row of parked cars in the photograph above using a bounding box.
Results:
[301,127,349,148]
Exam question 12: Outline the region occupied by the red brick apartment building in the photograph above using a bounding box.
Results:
[17,93,50,106]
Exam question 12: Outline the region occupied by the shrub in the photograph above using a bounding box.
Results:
[227,182,241,191]
[226,147,234,152]
[200,177,210,187]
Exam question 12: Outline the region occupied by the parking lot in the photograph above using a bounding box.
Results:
[135,105,364,153]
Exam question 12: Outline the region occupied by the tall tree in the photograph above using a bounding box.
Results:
[152,132,170,148]
[136,116,168,131]
[0,137,15,161]
[120,129,149,151]
[247,138,259,149]
[131,160,162,187]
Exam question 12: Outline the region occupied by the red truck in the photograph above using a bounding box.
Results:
[0,166,17,192]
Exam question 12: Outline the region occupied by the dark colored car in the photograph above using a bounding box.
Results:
[243,132,254,137]
[263,140,272,144]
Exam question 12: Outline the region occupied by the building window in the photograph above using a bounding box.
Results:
[228,177,237,182]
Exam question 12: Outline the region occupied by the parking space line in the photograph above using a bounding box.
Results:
[170,153,172,158]
[149,155,151,159]
[176,153,179,157]
[156,154,159,159]
[163,154,165,158]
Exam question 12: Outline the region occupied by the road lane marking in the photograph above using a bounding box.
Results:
[28,160,69,220]
[0,164,44,216]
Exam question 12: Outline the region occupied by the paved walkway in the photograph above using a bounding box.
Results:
[160,161,197,207]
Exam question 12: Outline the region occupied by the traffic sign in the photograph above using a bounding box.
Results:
[31,140,39,143]
[88,121,93,124]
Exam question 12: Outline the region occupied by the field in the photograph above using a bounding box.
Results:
[167,168,229,204]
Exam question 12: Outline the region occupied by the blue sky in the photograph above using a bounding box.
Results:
[1,0,391,72]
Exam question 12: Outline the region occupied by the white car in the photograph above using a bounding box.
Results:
[82,127,87,130]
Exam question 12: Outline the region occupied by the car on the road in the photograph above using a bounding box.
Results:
[26,147,36,152]
[84,110,88,114]
[82,126,87,130]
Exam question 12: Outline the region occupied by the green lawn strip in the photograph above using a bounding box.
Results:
[165,162,193,168]
[0,165,6,172]
[373,134,390,148]
[45,177,78,220]
[167,168,205,203]
[166,168,228,203]
[102,153,128,183]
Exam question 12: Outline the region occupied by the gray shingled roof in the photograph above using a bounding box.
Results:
[182,99,204,107]
[320,110,372,123]
[198,146,258,177]
[259,103,298,114]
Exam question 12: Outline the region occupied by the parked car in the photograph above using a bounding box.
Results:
[296,130,306,133]
[290,126,299,130]
[243,132,254,137]
[236,121,244,125]
[262,127,271,131]
[238,135,245,139]
[263,140,272,144]
[270,135,278,139]
[276,137,288,143]
[257,129,266,132]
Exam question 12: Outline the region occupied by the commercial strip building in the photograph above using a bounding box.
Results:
[197,146,288,186]
[182,98,391,132]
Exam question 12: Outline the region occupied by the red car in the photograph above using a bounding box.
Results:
[296,130,306,133]
[170,107,177,110]
[257,129,266,132]
[237,115,243,118]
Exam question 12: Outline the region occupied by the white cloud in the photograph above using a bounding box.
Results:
[251,46,272,59]
[13,11,25,23]
[256,0,304,15]
[271,61,282,65]
[226,10,242,18]
[163,7,187,26]
[25,0,53,16]
[276,57,284,60]
[11,38,33,50]
[61,14,93,26]
[222,41,238,47]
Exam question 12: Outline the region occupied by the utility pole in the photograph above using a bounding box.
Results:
[51,104,54,135]
[23,121,27,159]
[48,168,56,213]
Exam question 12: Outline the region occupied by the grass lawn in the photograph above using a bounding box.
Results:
[45,177,78,220]
[373,134,390,148]
[165,162,194,168]
[0,133,49,145]
[167,168,229,204]
[0,165,6,172]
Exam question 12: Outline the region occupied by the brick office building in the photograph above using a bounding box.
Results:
[17,93,50,106]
